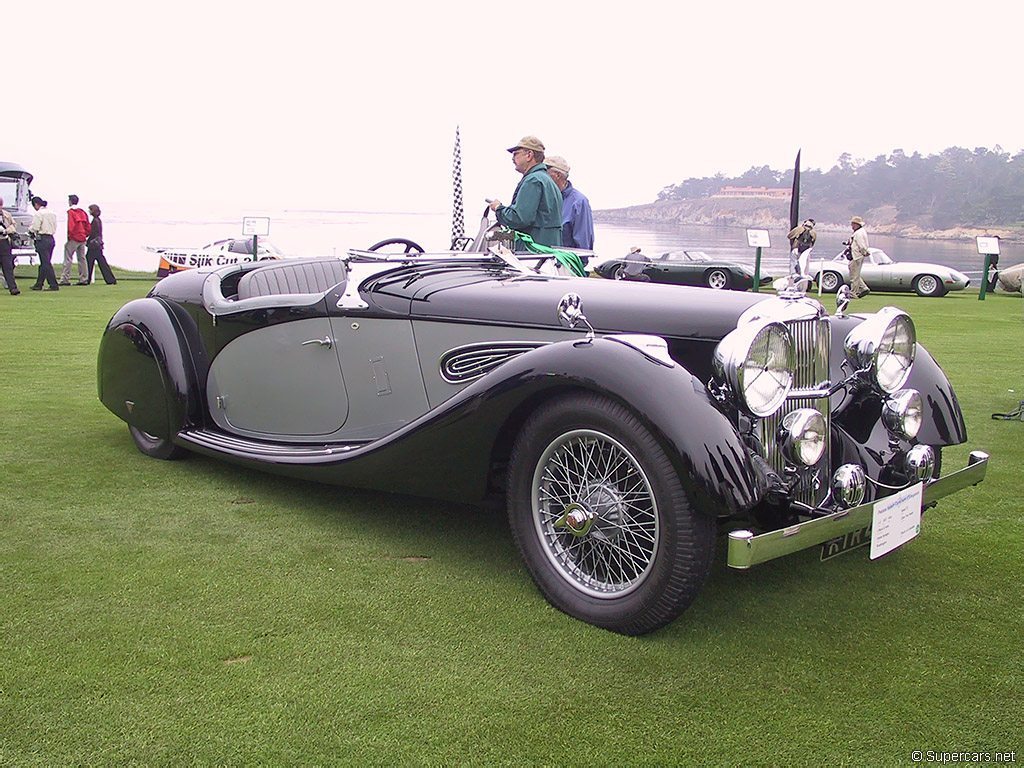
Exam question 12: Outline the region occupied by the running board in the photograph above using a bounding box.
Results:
[178,429,368,461]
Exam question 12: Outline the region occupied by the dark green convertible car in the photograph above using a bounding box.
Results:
[592,249,773,290]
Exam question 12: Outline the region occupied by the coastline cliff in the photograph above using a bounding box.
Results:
[595,198,1024,242]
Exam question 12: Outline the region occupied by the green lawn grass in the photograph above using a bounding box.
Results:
[1,273,1021,765]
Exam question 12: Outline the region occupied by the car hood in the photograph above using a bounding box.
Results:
[399,269,770,342]
[834,258,968,280]
[894,262,969,279]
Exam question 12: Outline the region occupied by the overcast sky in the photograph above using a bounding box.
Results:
[7,0,1022,214]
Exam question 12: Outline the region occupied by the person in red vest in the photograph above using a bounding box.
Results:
[61,194,91,286]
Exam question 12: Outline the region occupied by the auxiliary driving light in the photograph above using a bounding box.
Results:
[832,464,867,508]
[779,408,827,466]
[904,445,936,482]
[882,389,924,441]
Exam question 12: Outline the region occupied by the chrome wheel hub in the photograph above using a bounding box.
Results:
[533,430,660,598]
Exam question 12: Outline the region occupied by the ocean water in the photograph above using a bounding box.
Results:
[86,201,1004,277]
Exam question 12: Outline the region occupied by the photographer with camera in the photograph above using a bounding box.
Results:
[848,216,871,298]
[787,218,817,281]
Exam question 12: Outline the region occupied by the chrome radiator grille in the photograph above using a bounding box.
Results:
[758,318,832,506]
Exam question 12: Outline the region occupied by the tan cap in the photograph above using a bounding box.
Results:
[507,135,545,153]
[850,215,865,225]
[546,155,570,175]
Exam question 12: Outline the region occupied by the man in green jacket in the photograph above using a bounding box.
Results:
[488,135,563,249]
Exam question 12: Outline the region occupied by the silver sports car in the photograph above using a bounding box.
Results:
[814,248,971,297]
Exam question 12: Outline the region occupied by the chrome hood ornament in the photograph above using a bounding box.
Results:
[835,285,853,317]
[557,293,595,342]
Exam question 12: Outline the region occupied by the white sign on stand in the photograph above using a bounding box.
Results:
[976,236,1000,255]
[869,482,923,559]
[242,216,271,237]
[746,229,771,248]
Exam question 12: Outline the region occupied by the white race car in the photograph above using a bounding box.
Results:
[147,238,286,277]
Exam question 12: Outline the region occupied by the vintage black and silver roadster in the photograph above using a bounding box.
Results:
[97,246,988,634]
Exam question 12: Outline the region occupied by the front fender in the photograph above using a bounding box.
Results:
[500,338,762,517]
[97,298,198,439]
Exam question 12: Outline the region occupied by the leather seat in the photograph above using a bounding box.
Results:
[236,260,347,300]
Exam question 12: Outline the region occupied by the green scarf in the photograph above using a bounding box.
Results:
[512,232,587,277]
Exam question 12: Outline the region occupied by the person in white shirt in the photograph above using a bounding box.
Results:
[848,216,871,298]
[28,196,60,291]
[0,197,18,295]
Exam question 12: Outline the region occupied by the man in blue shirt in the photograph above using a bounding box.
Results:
[545,155,594,256]
[488,136,563,249]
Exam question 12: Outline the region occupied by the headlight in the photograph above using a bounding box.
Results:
[843,307,916,393]
[779,408,827,466]
[882,389,923,440]
[714,321,794,417]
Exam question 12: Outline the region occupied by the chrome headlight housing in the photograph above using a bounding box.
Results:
[713,321,794,417]
[779,408,827,466]
[832,464,867,508]
[904,445,936,482]
[882,389,923,441]
[843,307,916,393]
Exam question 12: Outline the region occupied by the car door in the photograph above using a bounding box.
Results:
[650,253,690,285]
[206,315,350,437]
[325,316,430,440]
[863,251,896,290]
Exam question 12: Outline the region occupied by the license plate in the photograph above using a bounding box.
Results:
[821,525,872,561]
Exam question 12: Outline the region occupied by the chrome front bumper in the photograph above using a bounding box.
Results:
[727,450,989,569]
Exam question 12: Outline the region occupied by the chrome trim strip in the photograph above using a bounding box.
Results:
[726,452,989,569]
[178,429,366,459]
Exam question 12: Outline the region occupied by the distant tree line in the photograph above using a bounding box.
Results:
[656,146,1024,229]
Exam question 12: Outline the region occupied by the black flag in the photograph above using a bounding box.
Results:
[789,149,801,231]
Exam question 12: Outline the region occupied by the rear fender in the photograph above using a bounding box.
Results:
[97,298,197,439]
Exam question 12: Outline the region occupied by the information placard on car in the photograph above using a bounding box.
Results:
[869,482,923,559]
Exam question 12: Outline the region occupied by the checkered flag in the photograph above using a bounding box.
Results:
[451,126,465,246]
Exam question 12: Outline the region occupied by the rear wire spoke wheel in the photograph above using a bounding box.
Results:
[507,394,714,635]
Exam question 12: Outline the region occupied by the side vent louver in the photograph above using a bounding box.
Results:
[439,342,548,384]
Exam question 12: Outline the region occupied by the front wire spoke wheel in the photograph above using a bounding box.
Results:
[507,393,715,635]
[533,430,659,598]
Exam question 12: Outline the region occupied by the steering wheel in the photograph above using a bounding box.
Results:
[367,238,425,255]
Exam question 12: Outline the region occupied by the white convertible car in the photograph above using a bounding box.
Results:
[813,248,971,297]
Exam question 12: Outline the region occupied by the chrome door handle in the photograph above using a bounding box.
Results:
[301,336,333,349]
